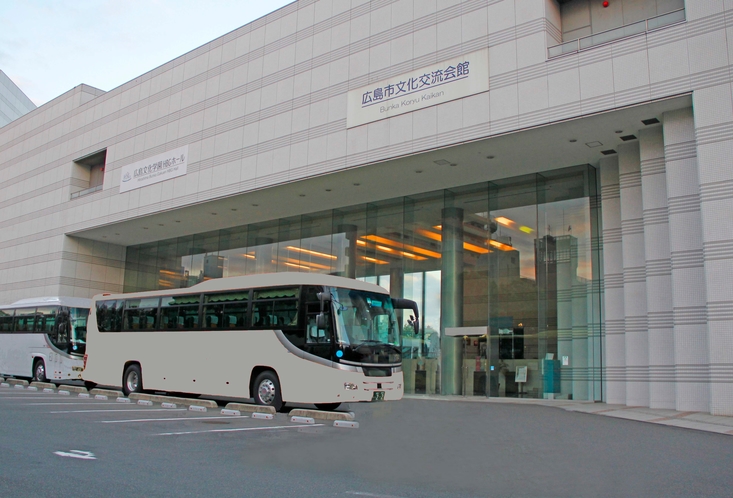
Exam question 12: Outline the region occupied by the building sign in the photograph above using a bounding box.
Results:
[347,48,489,128]
[119,145,189,193]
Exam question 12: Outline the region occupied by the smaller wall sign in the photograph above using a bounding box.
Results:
[347,48,489,128]
[119,145,189,193]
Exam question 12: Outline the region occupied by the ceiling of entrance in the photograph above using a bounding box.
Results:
[69,94,691,245]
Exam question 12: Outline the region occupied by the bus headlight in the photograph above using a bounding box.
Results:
[344,382,358,391]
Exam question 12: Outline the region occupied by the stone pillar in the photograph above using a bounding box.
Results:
[690,87,733,415]
[639,127,676,409]
[440,207,464,396]
[600,155,626,404]
[663,107,710,413]
[619,142,649,407]
[338,224,358,279]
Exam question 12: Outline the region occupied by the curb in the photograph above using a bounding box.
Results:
[90,388,124,398]
[223,403,276,415]
[5,379,29,387]
[289,409,355,421]
[290,416,315,424]
[128,393,217,409]
[30,381,56,390]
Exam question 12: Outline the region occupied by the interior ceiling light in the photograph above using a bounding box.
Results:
[494,216,514,227]
[416,228,489,255]
[615,130,623,134]
[642,118,660,125]
[284,261,312,270]
[601,149,617,155]
[362,256,389,265]
[286,246,337,260]
[620,135,637,141]
[585,141,603,148]
[282,257,331,270]
[362,234,441,259]
[568,139,577,143]
[359,239,429,261]
[433,159,450,166]
[489,239,514,251]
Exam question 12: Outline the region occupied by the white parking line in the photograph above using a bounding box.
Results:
[344,492,408,498]
[155,424,324,436]
[51,408,188,414]
[0,396,69,399]
[18,401,120,406]
[101,415,249,424]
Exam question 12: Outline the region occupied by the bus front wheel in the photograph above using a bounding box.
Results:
[253,371,283,411]
[33,359,46,382]
[123,364,143,396]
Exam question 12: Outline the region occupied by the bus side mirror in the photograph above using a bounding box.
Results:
[392,298,420,334]
[316,292,331,312]
[316,313,327,330]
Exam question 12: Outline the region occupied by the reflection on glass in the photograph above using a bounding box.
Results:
[123,166,601,401]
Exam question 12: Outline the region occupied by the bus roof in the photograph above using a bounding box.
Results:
[92,272,391,301]
[0,296,92,309]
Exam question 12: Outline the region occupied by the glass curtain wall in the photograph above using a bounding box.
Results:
[123,165,602,400]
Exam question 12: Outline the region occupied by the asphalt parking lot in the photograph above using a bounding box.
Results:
[2,380,733,498]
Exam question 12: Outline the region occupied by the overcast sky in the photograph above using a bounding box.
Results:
[0,0,293,106]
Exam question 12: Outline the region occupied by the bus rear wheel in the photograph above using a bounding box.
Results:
[32,359,46,382]
[122,364,143,396]
[253,371,283,411]
[315,403,341,411]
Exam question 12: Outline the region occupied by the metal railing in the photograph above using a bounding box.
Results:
[548,8,686,58]
[70,183,103,200]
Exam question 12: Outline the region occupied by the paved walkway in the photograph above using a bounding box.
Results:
[404,394,733,436]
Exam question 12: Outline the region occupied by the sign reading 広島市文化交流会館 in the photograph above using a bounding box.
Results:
[118,145,189,193]
[346,48,489,128]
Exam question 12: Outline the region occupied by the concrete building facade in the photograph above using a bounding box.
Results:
[1,0,732,415]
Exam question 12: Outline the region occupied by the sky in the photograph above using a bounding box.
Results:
[0,0,294,107]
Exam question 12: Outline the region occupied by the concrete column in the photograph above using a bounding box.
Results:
[639,127,676,409]
[555,236,574,399]
[691,87,733,415]
[338,224,358,279]
[440,207,464,396]
[662,107,710,413]
[619,142,649,407]
[599,155,626,404]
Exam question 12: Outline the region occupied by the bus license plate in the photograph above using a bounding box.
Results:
[371,391,385,402]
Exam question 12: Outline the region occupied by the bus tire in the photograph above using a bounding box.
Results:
[253,371,283,411]
[315,403,341,411]
[122,364,143,396]
[32,359,46,382]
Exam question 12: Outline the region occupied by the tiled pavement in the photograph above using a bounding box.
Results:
[404,394,733,436]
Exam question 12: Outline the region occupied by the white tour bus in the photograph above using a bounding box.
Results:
[83,273,419,410]
[0,297,91,382]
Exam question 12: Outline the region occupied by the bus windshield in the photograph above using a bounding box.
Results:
[330,287,400,358]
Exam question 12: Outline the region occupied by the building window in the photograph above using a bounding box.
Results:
[70,149,107,199]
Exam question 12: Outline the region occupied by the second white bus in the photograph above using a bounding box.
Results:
[0,297,91,382]
[83,273,419,410]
